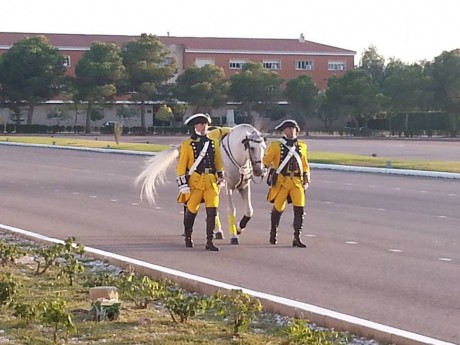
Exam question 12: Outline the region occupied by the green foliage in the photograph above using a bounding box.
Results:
[285,319,349,345]
[0,240,28,266]
[74,41,126,133]
[163,285,207,323]
[56,237,85,286]
[39,298,77,343]
[0,35,66,125]
[118,272,167,309]
[229,62,283,114]
[33,242,65,274]
[155,104,174,122]
[0,273,22,307]
[47,106,72,125]
[121,33,177,129]
[12,302,39,324]
[210,289,263,336]
[174,64,229,113]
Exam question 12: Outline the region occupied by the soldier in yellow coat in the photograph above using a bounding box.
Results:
[263,119,311,247]
[177,113,225,251]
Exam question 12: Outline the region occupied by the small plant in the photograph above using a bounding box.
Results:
[0,240,27,266]
[33,242,66,274]
[163,285,207,323]
[211,289,263,337]
[12,302,39,324]
[39,298,77,343]
[0,273,22,307]
[57,237,85,286]
[118,273,167,309]
[114,122,123,144]
[285,319,349,345]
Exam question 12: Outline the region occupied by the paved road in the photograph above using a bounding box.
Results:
[1,145,459,343]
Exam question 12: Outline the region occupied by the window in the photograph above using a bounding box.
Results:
[328,61,345,71]
[263,60,281,70]
[296,60,314,70]
[63,55,71,67]
[229,59,247,69]
[195,58,215,67]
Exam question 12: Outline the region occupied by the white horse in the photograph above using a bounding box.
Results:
[135,123,267,245]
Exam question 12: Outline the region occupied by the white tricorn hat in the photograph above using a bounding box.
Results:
[275,119,300,131]
[184,113,212,126]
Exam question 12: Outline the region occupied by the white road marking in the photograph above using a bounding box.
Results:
[90,195,97,198]
[305,234,316,237]
[345,241,357,245]
[437,215,447,219]
[131,202,139,206]
[438,258,452,262]
[389,249,403,253]
[378,208,385,211]
[110,199,117,202]
[72,192,79,195]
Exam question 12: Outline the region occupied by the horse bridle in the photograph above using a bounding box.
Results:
[222,130,265,188]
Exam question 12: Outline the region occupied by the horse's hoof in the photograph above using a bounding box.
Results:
[236,228,244,235]
[214,231,224,240]
[230,237,239,245]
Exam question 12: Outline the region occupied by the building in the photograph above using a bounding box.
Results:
[0,32,355,129]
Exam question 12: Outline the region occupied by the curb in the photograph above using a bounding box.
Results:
[0,223,455,345]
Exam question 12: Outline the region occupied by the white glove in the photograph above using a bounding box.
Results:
[217,177,226,187]
[178,184,190,194]
[303,182,309,191]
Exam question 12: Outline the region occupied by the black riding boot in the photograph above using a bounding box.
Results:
[270,208,282,245]
[184,210,197,248]
[205,207,219,251]
[292,206,307,248]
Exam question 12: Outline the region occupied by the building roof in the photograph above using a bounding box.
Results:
[0,32,355,56]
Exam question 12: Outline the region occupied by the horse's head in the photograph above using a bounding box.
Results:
[242,130,267,177]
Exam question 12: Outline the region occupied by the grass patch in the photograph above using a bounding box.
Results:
[309,152,460,173]
[2,135,458,173]
[0,136,169,153]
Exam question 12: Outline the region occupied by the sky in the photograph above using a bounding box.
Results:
[3,0,459,64]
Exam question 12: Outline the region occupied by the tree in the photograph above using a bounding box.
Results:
[284,75,319,129]
[121,34,176,131]
[358,45,385,86]
[74,42,125,133]
[174,64,229,114]
[229,62,283,121]
[381,59,434,130]
[0,35,66,125]
[426,49,460,137]
[326,70,383,135]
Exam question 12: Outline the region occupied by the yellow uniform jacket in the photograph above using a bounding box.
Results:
[263,137,310,203]
[176,133,224,205]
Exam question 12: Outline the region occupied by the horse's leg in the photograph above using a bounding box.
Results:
[214,211,224,240]
[237,184,253,235]
[225,186,239,245]
[214,184,225,240]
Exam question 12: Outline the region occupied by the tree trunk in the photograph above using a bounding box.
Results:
[27,104,35,125]
[85,102,92,134]
[140,101,146,132]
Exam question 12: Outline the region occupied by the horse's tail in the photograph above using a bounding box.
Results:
[135,147,179,204]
